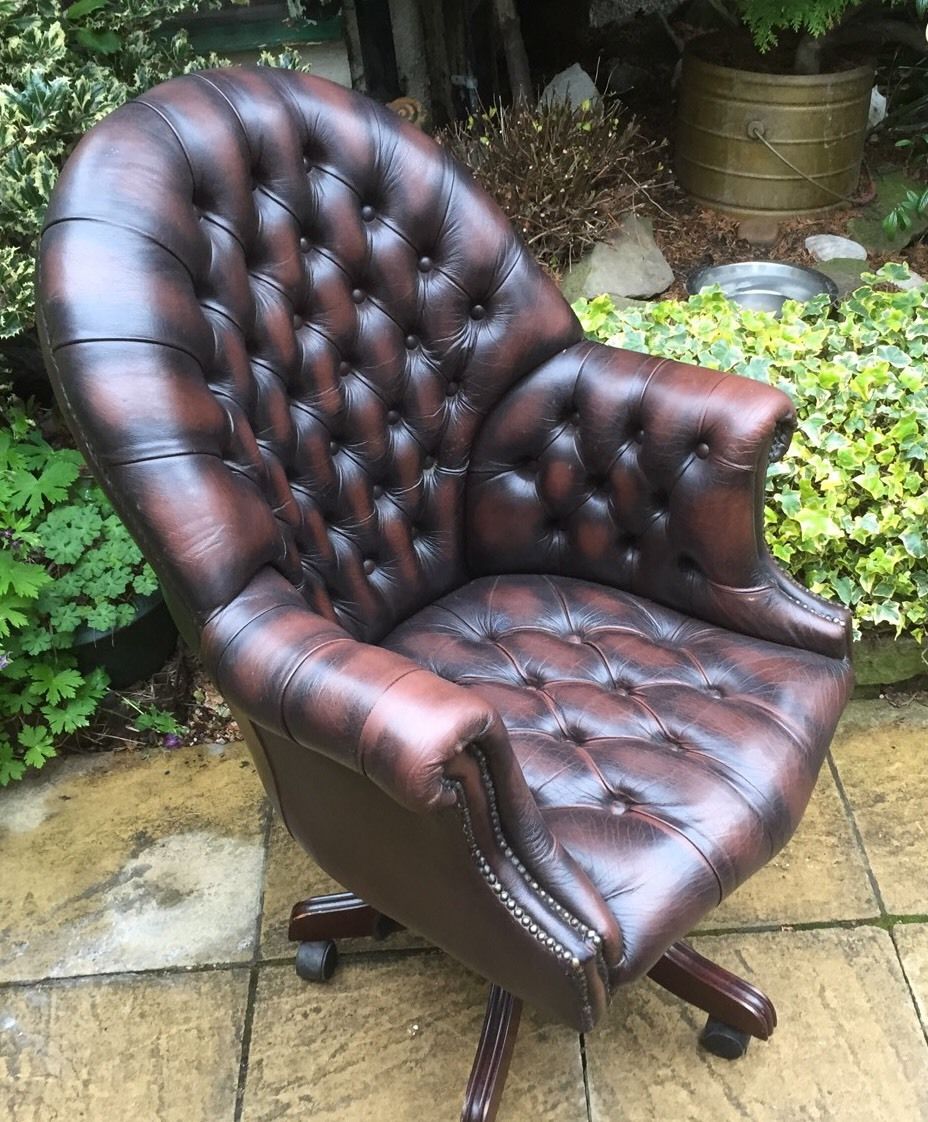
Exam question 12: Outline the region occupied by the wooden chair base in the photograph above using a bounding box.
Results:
[289,892,777,1119]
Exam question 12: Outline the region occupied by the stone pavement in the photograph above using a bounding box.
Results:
[1,699,926,1121]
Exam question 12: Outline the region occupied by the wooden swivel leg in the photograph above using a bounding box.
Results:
[461,986,523,1122]
[288,891,404,982]
[647,940,777,1059]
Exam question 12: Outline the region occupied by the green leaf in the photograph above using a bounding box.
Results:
[64,0,110,19]
[31,665,84,704]
[75,28,121,54]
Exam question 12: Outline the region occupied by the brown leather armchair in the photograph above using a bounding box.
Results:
[37,68,854,1121]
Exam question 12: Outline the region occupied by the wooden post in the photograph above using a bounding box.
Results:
[492,0,531,104]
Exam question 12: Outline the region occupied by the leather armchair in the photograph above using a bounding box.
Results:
[37,68,854,1119]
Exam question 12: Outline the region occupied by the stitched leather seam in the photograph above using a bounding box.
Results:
[135,98,197,184]
[630,808,726,902]
[42,215,200,287]
[50,335,205,368]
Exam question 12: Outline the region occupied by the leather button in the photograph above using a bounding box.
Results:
[568,411,581,425]
[566,633,583,645]
[695,441,710,459]
[387,409,400,424]
[338,360,351,376]
[361,204,376,221]
[634,428,645,444]
[423,455,435,469]
[418,256,432,272]
[302,155,312,170]
[470,304,486,320]
[372,484,383,498]
[293,313,302,329]
[446,381,460,397]
[299,236,311,252]
[362,559,375,574]
[351,288,365,304]
[405,334,418,349]
[707,687,723,699]
[329,440,339,454]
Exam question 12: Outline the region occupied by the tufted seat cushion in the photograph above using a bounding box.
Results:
[382,572,853,982]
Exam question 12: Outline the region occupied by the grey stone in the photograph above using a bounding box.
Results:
[816,257,869,299]
[738,216,780,248]
[848,169,928,253]
[539,63,600,109]
[805,233,868,262]
[561,214,673,301]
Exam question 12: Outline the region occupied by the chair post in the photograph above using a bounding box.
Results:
[461,985,523,1122]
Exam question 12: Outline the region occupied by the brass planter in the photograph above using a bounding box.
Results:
[676,47,874,217]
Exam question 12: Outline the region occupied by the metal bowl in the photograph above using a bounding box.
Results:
[686,261,838,315]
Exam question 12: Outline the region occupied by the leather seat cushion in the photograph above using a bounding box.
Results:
[381,573,853,983]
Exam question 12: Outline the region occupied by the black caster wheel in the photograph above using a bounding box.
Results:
[295,940,338,982]
[699,1016,751,1060]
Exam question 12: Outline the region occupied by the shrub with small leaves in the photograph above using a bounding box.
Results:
[574,263,928,643]
[0,398,159,784]
[440,98,655,273]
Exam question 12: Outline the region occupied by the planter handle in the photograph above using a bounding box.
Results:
[746,120,862,206]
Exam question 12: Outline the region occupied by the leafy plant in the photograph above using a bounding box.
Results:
[440,98,656,272]
[0,0,308,353]
[0,398,159,784]
[715,0,928,74]
[574,263,928,642]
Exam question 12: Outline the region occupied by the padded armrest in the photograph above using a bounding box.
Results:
[199,565,623,963]
[467,340,852,659]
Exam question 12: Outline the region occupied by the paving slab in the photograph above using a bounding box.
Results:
[829,699,928,916]
[0,968,248,1122]
[260,814,428,959]
[0,743,266,982]
[894,923,928,1037]
[242,955,586,1122]
[586,927,928,1121]
[699,765,877,930]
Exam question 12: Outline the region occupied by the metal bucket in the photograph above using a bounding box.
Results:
[676,45,874,217]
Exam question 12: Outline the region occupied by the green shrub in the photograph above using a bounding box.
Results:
[0,0,306,349]
[574,264,928,643]
[0,398,164,784]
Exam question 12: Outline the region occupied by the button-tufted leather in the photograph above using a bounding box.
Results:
[38,68,853,1032]
[383,573,852,982]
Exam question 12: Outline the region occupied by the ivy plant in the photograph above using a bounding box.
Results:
[573,264,928,643]
[0,398,159,785]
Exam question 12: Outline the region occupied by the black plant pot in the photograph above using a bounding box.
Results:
[72,591,178,689]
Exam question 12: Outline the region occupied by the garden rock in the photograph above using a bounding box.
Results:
[539,64,600,109]
[561,215,673,302]
[848,170,928,253]
[805,234,867,262]
[816,258,869,299]
[738,216,780,248]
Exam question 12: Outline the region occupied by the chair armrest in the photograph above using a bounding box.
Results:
[467,340,852,659]
[199,565,623,962]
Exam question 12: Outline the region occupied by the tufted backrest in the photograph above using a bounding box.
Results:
[38,68,581,642]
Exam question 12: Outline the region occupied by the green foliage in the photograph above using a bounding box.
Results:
[0,0,308,348]
[0,398,157,784]
[732,0,926,50]
[441,98,654,272]
[574,264,928,642]
[884,186,928,239]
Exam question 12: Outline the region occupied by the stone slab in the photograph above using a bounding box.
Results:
[0,743,266,982]
[830,699,928,916]
[561,214,673,302]
[587,927,928,1121]
[0,969,248,1121]
[242,956,587,1121]
[698,765,877,930]
[847,169,928,253]
[894,923,928,1036]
